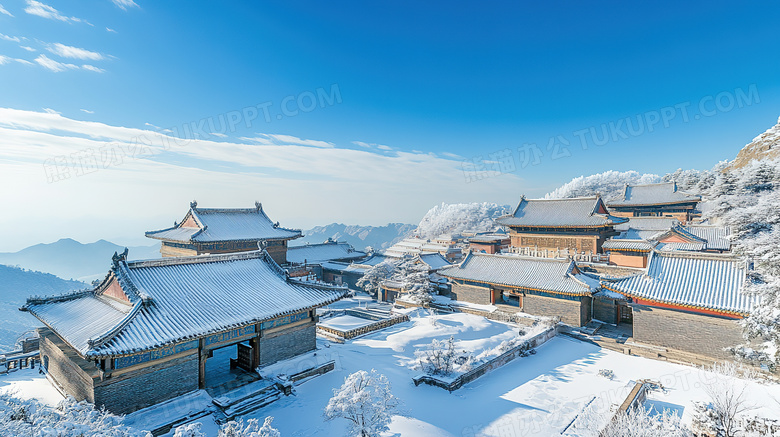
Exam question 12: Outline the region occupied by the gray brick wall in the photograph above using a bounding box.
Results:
[524,294,588,326]
[259,322,316,366]
[449,283,491,305]
[39,329,96,403]
[631,304,744,360]
[95,352,199,414]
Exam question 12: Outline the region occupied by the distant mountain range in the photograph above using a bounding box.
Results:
[0,238,161,283]
[0,265,86,353]
[296,223,416,251]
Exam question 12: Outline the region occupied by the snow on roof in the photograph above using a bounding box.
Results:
[608,182,701,207]
[438,253,594,295]
[467,234,510,244]
[24,251,346,358]
[684,225,731,251]
[145,202,301,244]
[496,196,627,228]
[602,251,758,314]
[354,254,394,267]
[286,242,366,264]
[602,239,656,252]
[416,253,452,270]
[614,217,680,232]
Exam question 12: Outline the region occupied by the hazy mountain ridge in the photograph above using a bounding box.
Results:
[0,265,87,353]
[0,238,161,283]
[297,223,416,251]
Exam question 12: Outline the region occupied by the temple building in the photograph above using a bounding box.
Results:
[145,201,301,264]
[321,254,392,290]
[466,233,511,254]
[438,253,599,326]
[604,218,731,268]
[286,240,366,265]
[384,236,463,261]
[495,196,626,255]
[601,251,757,360]
[606,182,701,223]
[22,250,346,414]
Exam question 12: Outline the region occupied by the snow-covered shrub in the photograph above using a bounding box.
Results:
[218,417,280,437]
[415,336,474,376]
[415,202,509,239]
[692,362,758,437]
[324,369,399,437]
[0,392,151,437]
[602,405,690,437]
[598,369,614,380]
[173,422,206,437]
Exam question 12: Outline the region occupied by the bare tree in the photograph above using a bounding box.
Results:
[695,362,758,437]
[602,405,690,437]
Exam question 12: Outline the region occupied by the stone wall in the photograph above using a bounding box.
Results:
[631,304,744,360]
[95,352,199,414]
[523,294,590,327]
[259,322,316,366]
[39,328,97,403]
[449,282,491,305]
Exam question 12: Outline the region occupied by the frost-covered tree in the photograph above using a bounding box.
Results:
[693,362,758,437]
[0,393,151,436]
[324,370,399,437]
[415,202,509,238]
[415,336,473,376]
[545,170,661,200]
[601,406,690,437]
[357,260,399,297]
[389,257,435,304]
[218,417,280,437]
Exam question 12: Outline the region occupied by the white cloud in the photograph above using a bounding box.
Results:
[353,140,393,151]
[106,27,117,33]
[0,108,525,252]
[46,43,103,60]
[80,109,94,114]
[24,0,91,24]
[441,152,464,159]
[42,107,60,114]
[34,54,78,72]
[0,33,20,42]
[0,54,33,65]
[241,134,334,148]
[210,132,227,138]
[111,0,139,11]
[81,64,105,73]
[0,4,13,17]
[20,46,36,52]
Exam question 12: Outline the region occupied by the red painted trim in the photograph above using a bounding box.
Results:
[631,297,743,319]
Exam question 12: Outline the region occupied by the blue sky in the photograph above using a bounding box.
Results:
[0,1,779,251]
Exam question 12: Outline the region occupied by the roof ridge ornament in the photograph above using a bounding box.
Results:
[190,200,198,209]
[255,201,263,211]
[112,248,129,266]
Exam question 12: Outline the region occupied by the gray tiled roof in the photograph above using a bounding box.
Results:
[23,251,346,357]
[602,251,757,314]
[608,182,701,207]
[496,196,627,228]
[287,242,366,264]
[146,203,301,243]
[438,253,594,295]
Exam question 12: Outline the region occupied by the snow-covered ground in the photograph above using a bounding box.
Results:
[0,367,63,406]
[4,310,780,436]
[318,314,376,331]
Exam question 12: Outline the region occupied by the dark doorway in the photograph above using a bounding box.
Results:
[203,342,260,397]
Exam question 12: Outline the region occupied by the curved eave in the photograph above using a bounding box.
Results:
[85,290,347,359]
[601,283,748,318]
[441,275,591,297]
[607,199,701,208]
